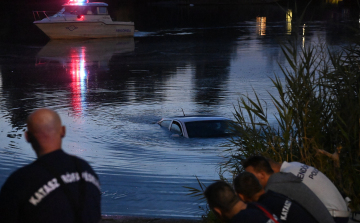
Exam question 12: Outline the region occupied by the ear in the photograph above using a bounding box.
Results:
[257,170,270,188]
[61,126,66,138]
[238,193,246,202]
[258,170,266,180]
[213,207,222,217]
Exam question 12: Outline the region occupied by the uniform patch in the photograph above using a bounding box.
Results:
[28,171,100,206]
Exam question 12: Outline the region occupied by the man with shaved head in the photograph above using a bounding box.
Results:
[204,181,281,223]
[0,108,101,223]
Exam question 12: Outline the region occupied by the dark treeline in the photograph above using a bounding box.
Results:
[0,0,359,43]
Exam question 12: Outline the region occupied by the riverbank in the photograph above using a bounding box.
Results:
[100,214,360,223]
[101,216,203,223]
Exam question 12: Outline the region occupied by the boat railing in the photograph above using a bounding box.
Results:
[33,11,64,21]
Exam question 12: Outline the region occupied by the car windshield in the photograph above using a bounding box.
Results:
[184,120,234,138]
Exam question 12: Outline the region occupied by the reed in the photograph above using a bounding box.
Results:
[226,37,360,211]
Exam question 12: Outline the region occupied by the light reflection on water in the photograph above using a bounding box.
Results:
[0,18,351,218]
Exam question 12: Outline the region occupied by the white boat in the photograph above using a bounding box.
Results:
[33,0,135,39]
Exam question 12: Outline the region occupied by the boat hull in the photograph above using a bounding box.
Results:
[34,21,134,39]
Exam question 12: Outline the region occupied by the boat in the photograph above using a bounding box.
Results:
[33,0,135,39]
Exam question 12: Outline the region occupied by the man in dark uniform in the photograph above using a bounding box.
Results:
[233,172,318,223]
[0,108,101,223]
[204,181,281,223]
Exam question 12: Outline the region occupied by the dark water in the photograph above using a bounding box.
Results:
[0,1,359,219]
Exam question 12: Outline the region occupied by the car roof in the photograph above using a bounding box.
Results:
[161,116,232,122]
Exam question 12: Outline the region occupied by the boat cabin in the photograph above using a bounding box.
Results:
[62,1,109,16]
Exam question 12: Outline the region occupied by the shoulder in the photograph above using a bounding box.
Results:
[70,154,98,177]
[267,173,314,195]
[268,172,301,184]
[56,150,98,175]
[260,190,287,202]
[235,203,280,223]
[280,162,307,172]
[231,208,266,223]
[1,161,39,188]
[0,161,40,205]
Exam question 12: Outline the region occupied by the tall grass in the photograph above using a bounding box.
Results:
[185,38,360,223]
[226,37,360,210]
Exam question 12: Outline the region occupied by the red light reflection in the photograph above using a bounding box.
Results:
[69,47,88,116]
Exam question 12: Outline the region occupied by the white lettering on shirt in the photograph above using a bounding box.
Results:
[308,168,319,179]
[29,178,60,206]
[82,171,101,191]
[280,199,292,220]
[28,172,100,206]
[296,164,310,181]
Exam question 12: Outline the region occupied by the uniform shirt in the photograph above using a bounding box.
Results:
[280,161,349,217]
[259,190,318,223]
[266,172,335,223]
[0,149,101,223]
[230,203,281,223]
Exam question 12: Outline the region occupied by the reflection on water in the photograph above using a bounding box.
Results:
[0,29,286,218]
[286,9,292,35]
[0,2,358,219]
[256,17,266,36]
[326,0,343,4]
[36,38,135,66]
[70,46,87,116]
[36,38,135,116]
[302,24,306,48]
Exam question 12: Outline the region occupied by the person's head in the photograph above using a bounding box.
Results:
[204,181,244,222]
[233,172,264,202]
[242,156,274,187]
[25,108,65,157]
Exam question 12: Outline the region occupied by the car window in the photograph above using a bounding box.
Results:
[170,121,182,135]
[159,120,171,128]
[185,120,233,138]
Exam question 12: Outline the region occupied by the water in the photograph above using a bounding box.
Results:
[0,1,358,219]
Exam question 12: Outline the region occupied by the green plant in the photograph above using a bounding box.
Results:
[184,173,229,223]
[225,37,360,210]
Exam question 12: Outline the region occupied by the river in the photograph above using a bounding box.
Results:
[0,1,358,219]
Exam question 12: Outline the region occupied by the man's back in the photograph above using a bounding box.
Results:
[258,190,318,223]
[266,172,334,223]
[280,161,348,217]
[230,203,281,223]
[0,149,101,223]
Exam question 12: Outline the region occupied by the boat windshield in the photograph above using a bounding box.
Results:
[64,6,107,15]
[185,120,234,138]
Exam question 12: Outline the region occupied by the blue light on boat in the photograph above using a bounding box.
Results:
[68,0,88,5]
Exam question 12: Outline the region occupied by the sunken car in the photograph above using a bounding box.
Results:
[157,116,235,138]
